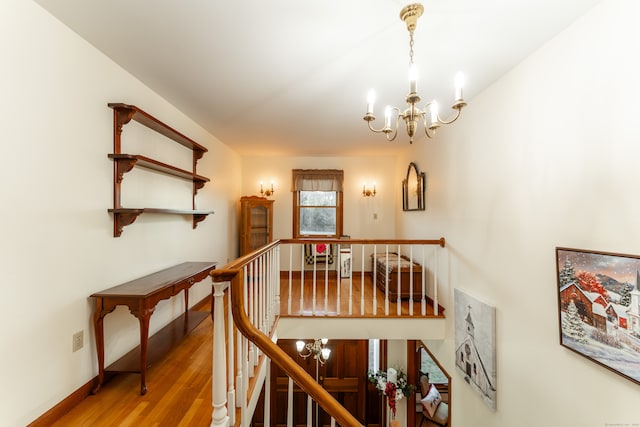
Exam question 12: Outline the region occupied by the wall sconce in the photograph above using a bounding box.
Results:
[260,181,275,197]
[362,183,377,197]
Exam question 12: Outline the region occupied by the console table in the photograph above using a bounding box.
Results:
[91,261,217,395]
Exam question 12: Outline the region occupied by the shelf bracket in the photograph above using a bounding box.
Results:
[194,181,206,194]
[194,149,206,161]
[114,158,138,183]
[114,107,136,137]
[112,211,142,237]
[193,214,208,229]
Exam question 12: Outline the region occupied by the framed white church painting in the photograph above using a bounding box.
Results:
[556,247,640,385]
[454,289,497,410]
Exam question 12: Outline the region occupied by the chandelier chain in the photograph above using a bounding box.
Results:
[409,30,415,65]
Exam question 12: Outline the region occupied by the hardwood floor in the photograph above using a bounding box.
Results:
[282,272,444,318]
[48,275,443,426]
[52,303,214,427]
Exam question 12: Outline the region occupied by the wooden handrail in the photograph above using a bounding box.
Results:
[211,266,363,426]
[279,237,446,247]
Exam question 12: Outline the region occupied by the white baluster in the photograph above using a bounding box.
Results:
[409,246,414,316]
[211,282,229,427]
[360,244,365,315]
[324,249,329,312]
[227,283,235,425]
[312,244,317,314]
[434,245,439,316]
[246,265,255,376]
[348,245,353,315]
[264,359,271,427]
[385,246,389,316]
[274,246,281,317]
[236,329,243,408]
[288,244,293,315]
[373,245,377,316]
[397,244,402,316]
[336,244,341,315]
[287,377,294,427]
[325,248,329,313]
[300,244,305,314]
[421,246,426,316]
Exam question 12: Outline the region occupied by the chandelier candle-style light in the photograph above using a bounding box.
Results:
[296,338,331,365]
[363,3,467,143]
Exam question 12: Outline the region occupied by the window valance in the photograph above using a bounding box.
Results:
[291,169,344,192]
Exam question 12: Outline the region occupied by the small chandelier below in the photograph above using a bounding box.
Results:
[363,3,467,143]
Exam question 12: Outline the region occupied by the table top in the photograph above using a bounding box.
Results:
[91,261,217,298]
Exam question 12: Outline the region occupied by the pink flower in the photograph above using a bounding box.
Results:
[316,243,326,254]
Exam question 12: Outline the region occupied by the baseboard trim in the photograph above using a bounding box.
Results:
[27,377,98,427]
[27,295,211,426]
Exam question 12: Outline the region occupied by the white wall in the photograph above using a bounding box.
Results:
[0,1,240,425]
[397,1,640,426]
[241,156,398,243]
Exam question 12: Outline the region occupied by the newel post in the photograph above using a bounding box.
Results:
[211,282,229,427]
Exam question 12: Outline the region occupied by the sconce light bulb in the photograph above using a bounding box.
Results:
[321,348,331,360]
[296,340,305,352]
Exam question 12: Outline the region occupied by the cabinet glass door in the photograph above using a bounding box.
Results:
[249,205,269,251]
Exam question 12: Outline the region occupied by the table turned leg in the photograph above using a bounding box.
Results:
[91,298,115,394]
[137,309,152,395]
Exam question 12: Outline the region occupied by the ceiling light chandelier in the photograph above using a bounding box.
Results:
[363,3,467,143]
[296,338,331,365]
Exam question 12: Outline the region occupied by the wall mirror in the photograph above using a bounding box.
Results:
[402,162,425,211]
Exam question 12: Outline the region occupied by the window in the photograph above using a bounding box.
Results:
[368,339,380,372]
[420,346,449,385]
[292,169,343,238]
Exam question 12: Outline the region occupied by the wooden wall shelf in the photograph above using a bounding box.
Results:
[107,103,213,237]
[108,102,207,157]
[108,154,210,190]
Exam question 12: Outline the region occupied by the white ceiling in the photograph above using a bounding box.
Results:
[34,0,600,157]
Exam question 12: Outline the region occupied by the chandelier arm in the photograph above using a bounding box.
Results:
[366,119,391,134]
[385,130,398,142]
[437,107,462,125]
[298,346,312,359]
[424,123,436,139]
[385,108,402,141]
[417,112,433,139]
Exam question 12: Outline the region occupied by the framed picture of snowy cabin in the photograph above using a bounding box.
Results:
[556,247,640,385]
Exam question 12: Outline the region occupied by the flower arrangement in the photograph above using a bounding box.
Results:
[368,367,413,418]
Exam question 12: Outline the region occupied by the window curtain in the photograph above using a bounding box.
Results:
[291,169,343,192]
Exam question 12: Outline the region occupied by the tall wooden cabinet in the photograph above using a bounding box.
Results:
[239,196,274,256]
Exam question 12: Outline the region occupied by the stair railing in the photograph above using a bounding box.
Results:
[210,237,446,426]
[211,241,363,427]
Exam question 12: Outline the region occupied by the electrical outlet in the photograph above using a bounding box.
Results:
[72,330,84,352]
